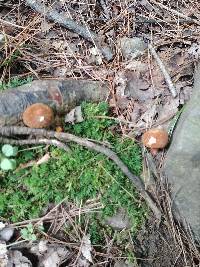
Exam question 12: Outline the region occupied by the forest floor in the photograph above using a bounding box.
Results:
[0,1,200,266]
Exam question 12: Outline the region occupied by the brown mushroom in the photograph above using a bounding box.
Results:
[22,103,54,128]
[142,128,168,155]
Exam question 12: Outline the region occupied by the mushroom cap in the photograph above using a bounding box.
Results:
[22,103,54,128]
[142,128,168,149]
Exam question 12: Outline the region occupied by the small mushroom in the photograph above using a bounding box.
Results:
[22,103,54,128]
[142,128,168,155]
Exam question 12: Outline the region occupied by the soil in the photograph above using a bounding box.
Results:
[135,216,186,267]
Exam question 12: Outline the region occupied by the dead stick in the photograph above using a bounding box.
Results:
[148,43,177,98]
[25,0,113,61]
[0,137,70,152]
[150,0,200,26]
[0,126,161,219]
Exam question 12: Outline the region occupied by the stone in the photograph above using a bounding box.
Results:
[105,209,131,230]
[164,65,200,241]
[118,37,147,59]
[7,250,32,267]
[0,227,14,241]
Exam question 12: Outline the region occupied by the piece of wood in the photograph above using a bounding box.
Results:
[0,79,109,126]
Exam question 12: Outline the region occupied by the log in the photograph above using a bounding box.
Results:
[0,79,109,126]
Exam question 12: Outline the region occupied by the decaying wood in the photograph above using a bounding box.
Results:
[25,0,113,61]
[0,126,161,220]
[0,79,109,126]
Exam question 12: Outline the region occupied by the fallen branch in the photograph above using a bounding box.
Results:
[25,0,113,61]
[150,0,200,26]
[0,126,161,220]
[148,43,177,98]
[0,137,70,152]
[0,79,109,126]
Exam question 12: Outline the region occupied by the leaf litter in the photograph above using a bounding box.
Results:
[0,0,199,266]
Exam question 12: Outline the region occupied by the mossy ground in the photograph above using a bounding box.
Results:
[0,101,147,259]
[0,76,33,90]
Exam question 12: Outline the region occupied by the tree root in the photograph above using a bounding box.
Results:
[0,137,70,152]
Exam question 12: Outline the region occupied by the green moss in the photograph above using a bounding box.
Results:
[0,102,147,252]
[0,76,33,90]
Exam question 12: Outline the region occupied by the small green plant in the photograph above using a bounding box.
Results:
[0,76,33,90]
[0,49,22,68]
[0,144,18,171]
[20,223,37,241]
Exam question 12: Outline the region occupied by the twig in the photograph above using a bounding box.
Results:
[150,0,200,26]
[6,240,27,248]
[10,203,103,227]
[0,126,161,220]
[0,137,70,152]
[98,0,111,20]
[148,43,177,98]
[0,18,26,29]
[25,0,113,61]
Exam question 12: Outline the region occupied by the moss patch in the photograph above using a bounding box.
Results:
[0,102,147,252]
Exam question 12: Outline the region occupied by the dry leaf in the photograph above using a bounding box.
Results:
[114,71,127,97]
[125,60,148,72]
[188,43,200,58]
[90,47,103,65]
[135,101,158,130]
[156,98,179,124]
[129,102,142,124]
[81,235,93,263]
[36,153,51,165]
[55,126,63,133]
[40,21,52,33]
[52,40,64,50]
[65,106,84,124]
[16,153,51,171]
[53,66,69,78]
[42,247,69,267]
[125,71,152,101]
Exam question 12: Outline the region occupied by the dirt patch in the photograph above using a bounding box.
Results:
[135,217,182,267]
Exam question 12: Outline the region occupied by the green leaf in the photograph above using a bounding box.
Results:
[20,224,37,241]
[0,158,17,171]
[2,144,18,157]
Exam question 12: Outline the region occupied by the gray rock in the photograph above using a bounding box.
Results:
[7,250,32,267]
[118,37,147,59]
[30,242,70,267]
[164,65,200,241]
[105,209,131,230]
[0,227,14,241]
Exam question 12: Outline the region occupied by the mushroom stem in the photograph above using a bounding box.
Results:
[150,148,159,156]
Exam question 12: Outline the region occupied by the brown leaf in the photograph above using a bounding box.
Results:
[125,71,153,101]
[40,21,52,33]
